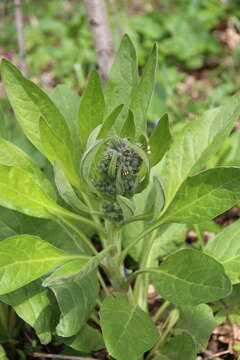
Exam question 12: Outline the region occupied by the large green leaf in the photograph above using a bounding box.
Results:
[130,44,157,137]
[0,280,55,344]
[105,35,138,117]
[43,259,99,337]
[100,293,158,360]
[0,164,62,219]
[153,331,196,360]
[205,219,240,283]
[158,93,240,209]
[1,60,77,184]
[151,249,231,305]
[0,235,83,295]
[0,138,56,200]
[176,305,216,351]
[0,206,91,255]
[159,167,240,224]
[62,324,104,352]
[78,71,105,148]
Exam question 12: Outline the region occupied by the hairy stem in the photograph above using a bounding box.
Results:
[133,229,158,310]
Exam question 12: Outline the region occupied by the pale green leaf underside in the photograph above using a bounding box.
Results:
[43,259,99,337]
[160,167,240,224]
[205,219,240,283]
[0,280,54,344]
[152,249,231,305]
[0,235,81,295]
[100,293,158,360]
[62,324,104,352]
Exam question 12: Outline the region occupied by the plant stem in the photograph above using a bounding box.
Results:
[64,210,102,231]
[119,222,160,265]
[31,353,96,360]
[60,217,98,255]
[153,301,170,324]
[194,224,205,249]
[98,271,111,296]
[104,223,126,292]
[133,229,158,310]
[146,309,179,360]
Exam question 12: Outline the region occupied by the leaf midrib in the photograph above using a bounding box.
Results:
[162,169,240,221]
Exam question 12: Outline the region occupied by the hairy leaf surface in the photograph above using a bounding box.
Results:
[152,249,231,305]
[0,235,82,294]
[100,293,158,360]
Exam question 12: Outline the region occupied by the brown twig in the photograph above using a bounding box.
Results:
[207,350,232,359]
[14,0,27,75]
[83,0,115,82]
[31,353,97,360]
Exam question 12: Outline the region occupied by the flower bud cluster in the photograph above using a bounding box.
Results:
[92,137,142,223]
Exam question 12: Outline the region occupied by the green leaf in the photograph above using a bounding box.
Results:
[158,93,240,209]
[1,60,75,181]
[120,110,135,139]
[0,235,82,295]
[0,345,8,360]
[117,195,135,219]
[105,35,138,117]
[149,113,172,166]
[205,219,240,283]
[151,249,231,305]
[43,246,111,287]
[0,280,55,344]
[159,167,240,224]
[51,84,80,134]
[80,139,105,191]
[53,162,88,213]
[39,117,78,187]
[151,175,165,218]
[78,71,105,147]
[213,284,240,324]
[43,259,99,337]
[176,305,216,351]
[153,331,196,360]
[0,138,56,200]
[0,164,63,219]
[62,324,104,352]
[51,84,81,160]
[149,223,187,261]
[100,293,158,360]
[130,44,158,137]
[0,206,90,255]
[97,104,124,139]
